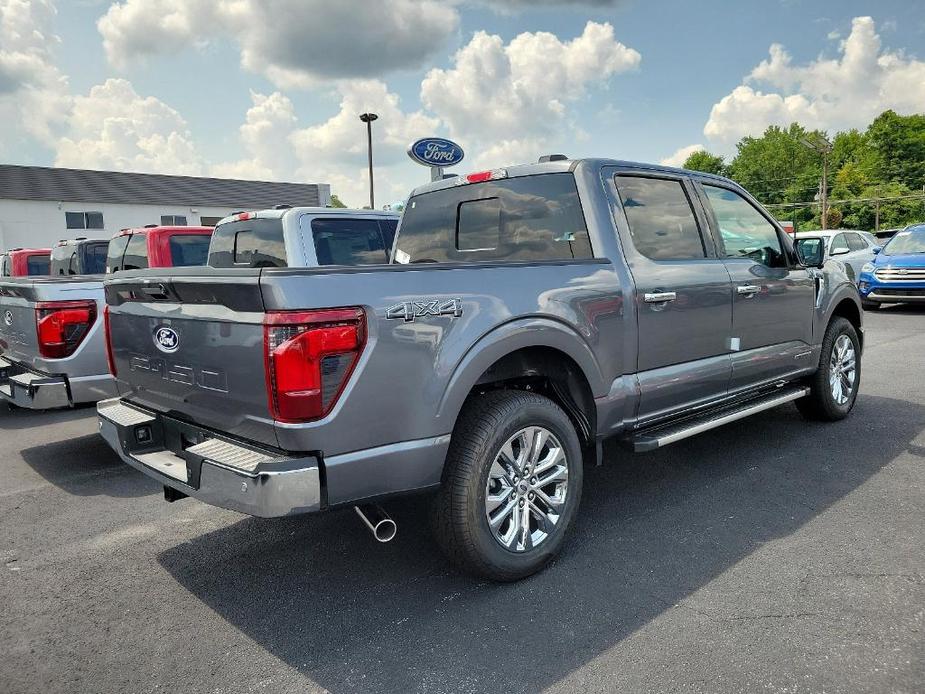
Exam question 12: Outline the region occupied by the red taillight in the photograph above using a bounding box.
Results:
[34,300,97,359]
[264,308,366,423]
[103,305,116,376]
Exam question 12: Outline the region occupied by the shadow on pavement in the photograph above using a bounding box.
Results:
[0,402,96,431]
[158,394,924,693]
[18,432,158,499]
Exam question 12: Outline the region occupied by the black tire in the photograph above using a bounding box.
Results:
[796,316,861,421]
[430,390,584,582]
[861,299,880,311]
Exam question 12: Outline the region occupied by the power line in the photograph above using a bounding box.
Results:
[763,193,925,209]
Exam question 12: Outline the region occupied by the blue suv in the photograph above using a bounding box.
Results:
[858,223,925,310]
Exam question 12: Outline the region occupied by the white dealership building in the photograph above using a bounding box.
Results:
[0,165,331,251]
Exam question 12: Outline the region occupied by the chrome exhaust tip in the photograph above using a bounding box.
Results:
[354,504,397,543]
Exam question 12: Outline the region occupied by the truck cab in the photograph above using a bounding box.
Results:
[106,226,214,273]
[0,248,51,277]
[49,238,110,276]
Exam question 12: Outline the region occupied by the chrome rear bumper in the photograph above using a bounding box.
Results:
[0,357,70,409]
[97,398,321,518]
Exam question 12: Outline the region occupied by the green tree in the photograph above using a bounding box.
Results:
[329,193,347,208]
[682,150,728,176]
[865,110,925,190]
[728,123,823,206]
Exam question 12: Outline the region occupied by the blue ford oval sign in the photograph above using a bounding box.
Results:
[408,138,465,168]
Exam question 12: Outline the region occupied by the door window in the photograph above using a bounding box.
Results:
[846,233,867,252]
[703,185,786,268]
[106,235,130,272]
[614,176,705,260]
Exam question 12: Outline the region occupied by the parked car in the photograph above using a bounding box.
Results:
[49,237,109,276]
[106,225,214,272]
[98,158,863,581]
[794,229,880,283]
[0,248,51,277]
[858,223,925,310]
[0,226,212,409]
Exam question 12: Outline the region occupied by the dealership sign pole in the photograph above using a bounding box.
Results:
[407,137,465,182]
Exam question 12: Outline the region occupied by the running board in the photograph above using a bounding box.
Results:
[628,386,809,452]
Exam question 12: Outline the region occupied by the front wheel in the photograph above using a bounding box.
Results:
[796,316,861,421]
[430,390,583,581]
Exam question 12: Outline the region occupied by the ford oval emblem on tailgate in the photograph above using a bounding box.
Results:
[3,310,12,326]
[153,326,180,353]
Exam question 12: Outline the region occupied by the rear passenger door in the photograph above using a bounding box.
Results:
[698,183,815,391]
[610,171,733,423]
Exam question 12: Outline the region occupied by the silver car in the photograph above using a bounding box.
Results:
[795,229,881,283]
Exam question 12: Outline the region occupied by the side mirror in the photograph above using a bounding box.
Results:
[830,246,850,256]
[796,242,825,268]
[873,246,882,254]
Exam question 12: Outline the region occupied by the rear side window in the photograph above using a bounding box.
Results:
[169,234,210,267]
[26,254,50,276]
[311,218,390,266]
[106,235,130,273]
[83,242,108,274]
[209,218,286,268]
[615,176,705,260]
[121,233,149,271]
[395,173,592,263]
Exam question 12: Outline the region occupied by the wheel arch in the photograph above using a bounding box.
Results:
[828,294,864,350]
[437,318,607,451]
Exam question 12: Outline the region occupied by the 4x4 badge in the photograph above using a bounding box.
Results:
[386,298,462,322]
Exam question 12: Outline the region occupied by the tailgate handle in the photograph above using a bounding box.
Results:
[139,284,170,300]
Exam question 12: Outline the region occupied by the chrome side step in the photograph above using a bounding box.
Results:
[628,386,809,452]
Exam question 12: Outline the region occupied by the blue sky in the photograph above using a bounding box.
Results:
[2,0,923,206]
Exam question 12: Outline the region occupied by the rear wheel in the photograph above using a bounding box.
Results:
[796,317,860,421]
[431,390,583,581]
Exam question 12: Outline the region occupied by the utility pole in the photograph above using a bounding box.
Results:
[359,112,378,209]
[801,134,833,230]
[875,184,881,232]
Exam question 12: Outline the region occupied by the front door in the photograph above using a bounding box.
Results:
[698,183,816,391]
[610,171,733,423]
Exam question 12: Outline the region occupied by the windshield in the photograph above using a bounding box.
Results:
[883,226,925,256]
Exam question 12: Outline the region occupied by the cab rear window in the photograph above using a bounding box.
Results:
[311,218,392,265]
[395,173,592,264]
[169,234,210,267]
[26,254,50,276]
[208,219,286,268]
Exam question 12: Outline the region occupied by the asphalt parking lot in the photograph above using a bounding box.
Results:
[1,308,923,694]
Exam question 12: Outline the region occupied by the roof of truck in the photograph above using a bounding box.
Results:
[408,157,738,198]
[113,225,213,237]
[216,207,401,224]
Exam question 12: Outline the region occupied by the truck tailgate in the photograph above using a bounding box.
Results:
[105,270,277,447]
[0,282,40,363]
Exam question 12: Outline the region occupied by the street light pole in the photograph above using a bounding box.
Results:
[359,112,378,209]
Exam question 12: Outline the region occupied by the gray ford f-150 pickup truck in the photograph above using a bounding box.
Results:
[98,158,862,581]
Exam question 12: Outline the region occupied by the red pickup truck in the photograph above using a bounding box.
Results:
[0,248,51,277]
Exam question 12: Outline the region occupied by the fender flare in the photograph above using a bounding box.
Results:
[435,316,608,430]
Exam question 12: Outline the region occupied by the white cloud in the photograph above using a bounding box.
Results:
[0,0,70,143]
[704,16,925,144]
[421,21,640,168]
[660,143,703,168]
[98,0,459,89]
[54,78,205,175]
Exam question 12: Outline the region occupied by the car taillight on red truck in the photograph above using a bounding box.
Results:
[34,300,96,359]
[264,308,366,422]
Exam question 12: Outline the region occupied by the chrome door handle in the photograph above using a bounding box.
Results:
[736,284,760,296]
[644,291,677,303]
